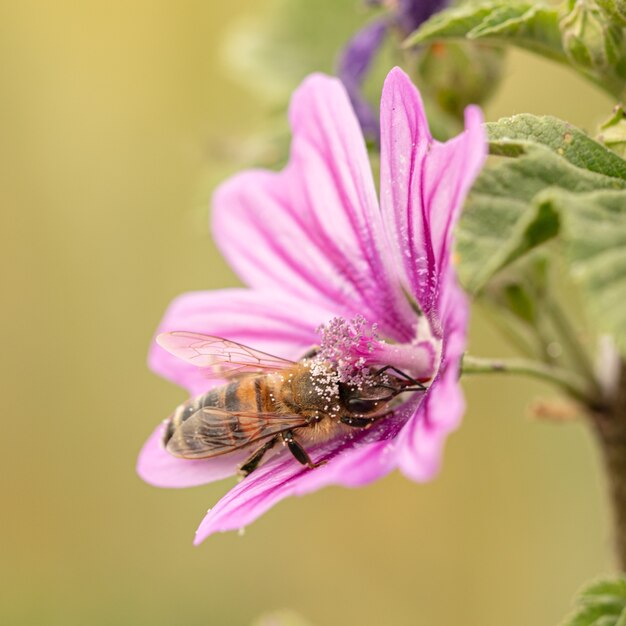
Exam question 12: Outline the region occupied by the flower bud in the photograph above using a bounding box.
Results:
[596,0,626,25]
[560,0,625,72]
[415,41,504,121]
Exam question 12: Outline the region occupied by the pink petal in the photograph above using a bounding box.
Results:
[193,402,418,542]
[149,289,333,396]
[380,67,486,323]
[423,105,486,312]
[393,278,469,481]
[137,422,248,488]
[212,74,415,342]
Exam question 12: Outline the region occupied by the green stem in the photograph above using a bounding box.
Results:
[461,354,594,404]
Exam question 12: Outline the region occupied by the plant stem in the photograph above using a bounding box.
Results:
[590,360,626,570]
[461,354,594,404]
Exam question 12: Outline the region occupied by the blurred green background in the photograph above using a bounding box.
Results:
[0,2,616,625]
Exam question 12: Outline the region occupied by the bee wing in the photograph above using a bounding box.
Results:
[156,331,296,378]
[165,407,309,460]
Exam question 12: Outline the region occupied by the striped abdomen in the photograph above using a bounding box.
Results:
[162,375,285,459]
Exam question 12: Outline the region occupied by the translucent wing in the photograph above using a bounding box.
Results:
[165,407,309,460]
[156,331,295,378]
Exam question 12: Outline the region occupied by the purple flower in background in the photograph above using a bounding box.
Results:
[137,67,486,543]
[337,21,389,139]
[338,0,449,138]
[367,0,450,35]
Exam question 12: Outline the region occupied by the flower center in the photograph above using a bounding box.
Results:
[315,315,438,385]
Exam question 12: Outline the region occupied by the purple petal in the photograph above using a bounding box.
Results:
[212,74,415,342]
[379,68,432,311]
[148,289,333,396]
[423,105,486,312]
[366,0,449,33]
[396,0,450,33]
[393,274,468,481]
[379,68,486,325]
[337,19,388,139]
[137,422,249,488]
[193,401,419,542]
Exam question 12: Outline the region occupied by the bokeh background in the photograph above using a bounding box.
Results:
[0,2,616,625]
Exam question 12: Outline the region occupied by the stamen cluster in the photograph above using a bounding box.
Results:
[316,315,381,386]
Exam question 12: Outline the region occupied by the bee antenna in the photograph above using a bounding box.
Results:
[376,384,399,392]
[398,385,428,393]
[373,365,427,391]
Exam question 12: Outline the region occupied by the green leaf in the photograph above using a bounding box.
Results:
[457,114,626,353]
[470,4,565,60]
[486,115,626,182]
[406,1,566,62]
[599,105,626,159]
[405,2,497,44]
[580,578,626,602]
[406,0,626,98]
[562,605,620,626]
[457,115,626,293]
[456,140,625,293]
[616,607,626,626]
[539,189,626,354]
[561,577,626,626]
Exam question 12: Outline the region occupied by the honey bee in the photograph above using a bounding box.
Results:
[157,331,426,476]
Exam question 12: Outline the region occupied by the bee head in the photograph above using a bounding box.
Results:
[339,368,427,416]
[339,381,400,416]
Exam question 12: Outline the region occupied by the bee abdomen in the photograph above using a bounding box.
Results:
[162,389,221,445]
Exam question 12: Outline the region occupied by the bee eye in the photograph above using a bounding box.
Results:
[347,398,379,414]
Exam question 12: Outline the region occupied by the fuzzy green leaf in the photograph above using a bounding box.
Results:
[406,1,566,62]
[580,578,626,602]
[616,607,626,626]
[486,114,626,182]
[599,105,626,158]
[404,2,497,44]
[561,577,626,626]
[562,605,620,626]
[456,138,625,293]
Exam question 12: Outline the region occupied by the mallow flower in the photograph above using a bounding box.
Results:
[137,67,486,544]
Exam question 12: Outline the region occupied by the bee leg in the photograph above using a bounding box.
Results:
[239,438,278,477]
[282,431,325,470]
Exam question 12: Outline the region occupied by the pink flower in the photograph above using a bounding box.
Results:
[137,67,486,544]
